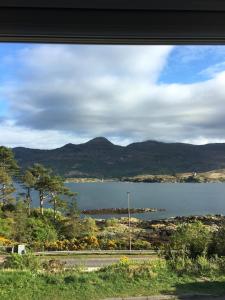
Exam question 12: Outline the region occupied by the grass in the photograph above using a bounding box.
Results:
[1,259,225,300]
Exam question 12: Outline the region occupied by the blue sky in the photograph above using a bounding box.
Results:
[0,44,225,148]
[159,46,225,83]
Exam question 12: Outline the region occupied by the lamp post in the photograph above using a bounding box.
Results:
[127,191,132,251]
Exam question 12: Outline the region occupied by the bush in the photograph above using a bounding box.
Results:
[209,226,225,256]
[119,256,129,265]
[0,236,13,246]
[41,236,100,251]
[195,255,217,276]
[100,258,168,281]
[82,236,100,249]
[0,218,13,239]
[3,253,42,270]
[43,259,66,273]
[82,218,98,236]
[167,253,225,277]
[25,218,58,243]
[162,221,225,276]
[164,222,213,259]
[106,239,117,250]
[105,218,119,227]
[132,239,151,250]
[167,253,193,275]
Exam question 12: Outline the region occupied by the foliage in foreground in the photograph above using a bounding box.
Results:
[0,147,153,251]
[2,230,225,300]
[163,221,225,259]
[1,257,225,300]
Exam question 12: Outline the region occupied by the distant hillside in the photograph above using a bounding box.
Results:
[122,169,225,183]
[11,137,225,178]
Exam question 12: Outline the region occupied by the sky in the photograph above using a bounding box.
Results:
[1,43,225,149]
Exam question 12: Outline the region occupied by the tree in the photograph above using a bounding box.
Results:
[62,197,81,239]
[0,146,19,174]
[0,168,15,204]
[48,175,75,221]
[13,200,28,243]
[29,164,76,217]
[67,197,79,219]
[21,170,36,215]
[82,218,98,237]
[25,218,58,243]
[29,164,52,215]
[0,147,19,205]
[0,217,14,239]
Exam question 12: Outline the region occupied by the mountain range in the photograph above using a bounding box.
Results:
[11,137,225,178]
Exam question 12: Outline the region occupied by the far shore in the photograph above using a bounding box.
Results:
[65,169,225,183]
[65,177,118,183]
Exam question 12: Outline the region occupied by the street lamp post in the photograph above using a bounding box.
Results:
[127,191,132,251]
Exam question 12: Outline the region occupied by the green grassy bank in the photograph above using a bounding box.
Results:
[1,258,225,300]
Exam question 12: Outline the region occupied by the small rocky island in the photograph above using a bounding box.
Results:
[82,207,166,215]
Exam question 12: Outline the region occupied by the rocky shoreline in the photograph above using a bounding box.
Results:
[82,207,166,215]
[96,214,225,247]
[121,173,225,183]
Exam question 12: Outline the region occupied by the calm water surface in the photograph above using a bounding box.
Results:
[21,182,225,220]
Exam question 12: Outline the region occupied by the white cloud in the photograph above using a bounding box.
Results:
[199,61,225,78]
[0,121,92,149]
[1,45,225,148]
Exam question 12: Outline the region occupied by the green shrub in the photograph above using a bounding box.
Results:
[105,218,119,227]
[165,222,213,259]
[167,254,225,277]
[44,274,64,284]
[25,218,58,243]
[0,218,14,239]
[3,253,41,270]
[64,274,79,284]
[43,259,66,273]
[209,226,225,256]
[167,254,192,275]
[196,255,217,276]
[132,239,151,250]
[82,218,98,236]
[99,258,169,282]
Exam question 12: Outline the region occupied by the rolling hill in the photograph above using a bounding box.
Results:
[12,137,225,178]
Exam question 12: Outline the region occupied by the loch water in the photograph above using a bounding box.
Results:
[17,182,225,220]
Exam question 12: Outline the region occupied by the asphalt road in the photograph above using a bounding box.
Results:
[49,255,154,268]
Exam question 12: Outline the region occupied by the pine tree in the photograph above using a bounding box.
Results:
[13,200,28,243]
[0,147,19,204]
[29,164,52,215]
[48,175,75,221]
[0,168,15,204]
[0,146,19,174]
[22,170,36,215]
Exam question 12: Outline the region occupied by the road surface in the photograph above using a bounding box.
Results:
[45,255,155,268]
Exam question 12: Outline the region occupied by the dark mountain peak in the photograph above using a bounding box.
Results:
[63,143,75,147]
[59,143,77,150]
[127,139,164,149]
[144,140,165,144]
[12,139,225,178]
[13,146,27,150]
[85,137,114,146]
